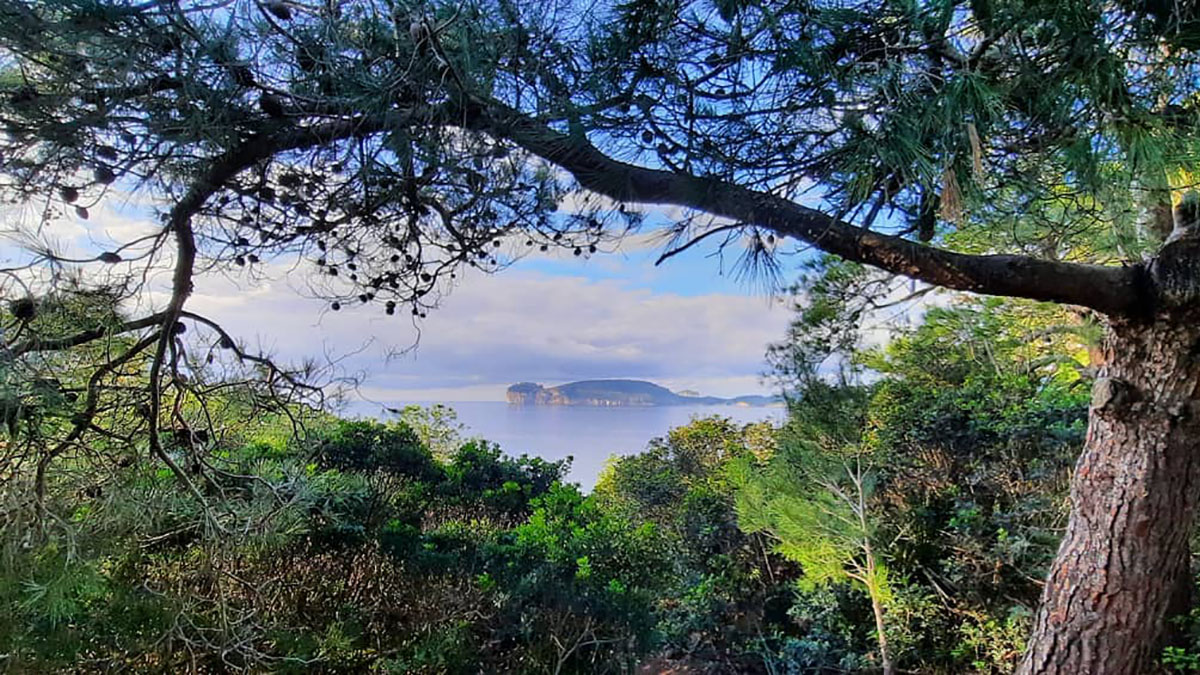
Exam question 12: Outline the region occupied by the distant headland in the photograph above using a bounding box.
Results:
[506,379,782,407]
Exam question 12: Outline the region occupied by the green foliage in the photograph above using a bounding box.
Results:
[749,257,1095,672]
[318,419,436,478]
[441,439,564,514]
[775,586,873,672]
[1155,570,1200,673]
[731,388,897,670]
[478,483,670,667]
[377,621,477,673]
[0,273,1113,674]
[594,416,792,667]
[1164,646,1200,673]
[394,403,469,460]
[738,467,882,591]
[952,609,1031,674]
[6,1,1193,669]
[863,299,1089,626]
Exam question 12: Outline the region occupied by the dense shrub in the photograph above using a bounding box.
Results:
[0,297,1125,674]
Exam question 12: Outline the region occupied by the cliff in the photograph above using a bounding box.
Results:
[505,379,780,407]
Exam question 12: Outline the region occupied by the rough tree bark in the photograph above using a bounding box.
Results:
[1018,241,1200,675]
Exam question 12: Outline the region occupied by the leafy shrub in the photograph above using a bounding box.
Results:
[318,420,437,478]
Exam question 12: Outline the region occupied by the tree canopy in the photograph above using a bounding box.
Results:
[7,1,1200,672]
[4,0,1198,319]
[0,0,1188,497]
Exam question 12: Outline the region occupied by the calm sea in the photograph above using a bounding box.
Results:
[350,401,784,489]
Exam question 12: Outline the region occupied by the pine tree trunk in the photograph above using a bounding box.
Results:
[1018,312,1200,675]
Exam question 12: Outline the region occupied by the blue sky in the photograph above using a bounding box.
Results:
[516,230,764,297]
[1,197,799,405]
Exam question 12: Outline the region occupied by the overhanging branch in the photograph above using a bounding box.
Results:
[9,312,167,356]
[465,96,1145,317]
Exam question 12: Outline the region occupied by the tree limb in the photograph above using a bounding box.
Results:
[8,312,168,356]
[463,96,1145,317]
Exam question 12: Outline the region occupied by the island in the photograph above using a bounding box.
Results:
[505,379,781,407]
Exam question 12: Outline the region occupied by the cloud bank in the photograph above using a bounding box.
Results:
[186,266,791,403]
[2,197,796,405]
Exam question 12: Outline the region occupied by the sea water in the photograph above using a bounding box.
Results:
[352,400,784,489]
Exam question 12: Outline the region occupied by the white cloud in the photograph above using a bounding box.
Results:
[182,264,791,403]
[1,193,796,405]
